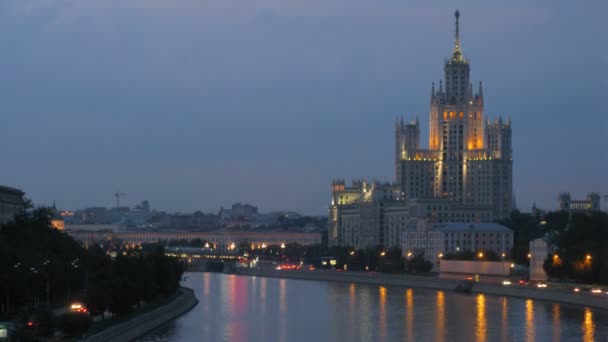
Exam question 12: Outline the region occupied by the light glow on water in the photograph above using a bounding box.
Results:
[476,294,486,342]
[137,273,608,342]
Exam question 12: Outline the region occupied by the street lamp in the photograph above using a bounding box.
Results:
[280,243,286,249]
[380,251,386,257]
[586,254,592,261]
[350,251,355,256]
[478,252,484,259]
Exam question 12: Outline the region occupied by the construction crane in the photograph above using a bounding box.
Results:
[114,192,127,209]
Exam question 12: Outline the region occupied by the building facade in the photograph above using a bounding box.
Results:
[0,185,25,225]
[557,192,601,212]
[67,229,322,251]
[329,11,513,250]
[401,222,513,267]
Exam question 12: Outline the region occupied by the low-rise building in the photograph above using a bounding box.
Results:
[402,221,513,268]
[558,192,601,212]
[66,230,322,251]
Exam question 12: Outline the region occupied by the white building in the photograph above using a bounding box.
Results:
[529,238,549,281]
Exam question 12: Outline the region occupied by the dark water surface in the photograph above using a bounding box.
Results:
[138,272,607,342]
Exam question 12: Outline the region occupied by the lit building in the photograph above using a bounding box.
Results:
[66,229,322,251]
[401,222,513,266]
[0,185,25,225]
[557,192,601,212]
[51,215,65,230]
[329,11,513,250]
[529,238,549,281]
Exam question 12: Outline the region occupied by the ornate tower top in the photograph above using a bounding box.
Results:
[452,10,464,62]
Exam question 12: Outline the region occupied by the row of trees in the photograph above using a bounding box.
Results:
[501,209,608,284]
[85,244,183,318]
[0,203,185,337]
[542,211,608,284]
[0,206,85,317]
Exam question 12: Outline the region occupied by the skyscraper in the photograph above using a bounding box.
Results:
[330,11,513,249]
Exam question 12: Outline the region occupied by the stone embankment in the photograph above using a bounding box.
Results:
[237,268,608,311]
[81,287,198,342]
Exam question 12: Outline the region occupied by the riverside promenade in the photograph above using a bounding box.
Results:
[81,287,198,342]
[237,268,608,311]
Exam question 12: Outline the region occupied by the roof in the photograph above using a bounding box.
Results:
[433,222,512,233]
[0,185,24,195]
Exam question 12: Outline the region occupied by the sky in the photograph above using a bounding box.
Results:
[1,0,607,215]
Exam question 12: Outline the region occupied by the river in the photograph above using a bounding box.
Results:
[138,272,607,342]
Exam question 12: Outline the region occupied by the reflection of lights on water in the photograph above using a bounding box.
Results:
[476,294,486,342]
[500,297,508,340]
[553,304,561,341]
[525,299,535,341]
[583,308,595,342]
[405,289,414,341]
[436,291,445,342]
[379,286,387,338]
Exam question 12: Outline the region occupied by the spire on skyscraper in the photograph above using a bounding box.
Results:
[452,10,463,62]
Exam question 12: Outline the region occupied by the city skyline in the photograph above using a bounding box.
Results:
[1,1,606,215]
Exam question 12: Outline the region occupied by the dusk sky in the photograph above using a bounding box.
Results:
[1,0,606,215]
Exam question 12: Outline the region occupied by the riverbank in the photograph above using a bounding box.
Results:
[237,268,608,310]
[81,287,198,342]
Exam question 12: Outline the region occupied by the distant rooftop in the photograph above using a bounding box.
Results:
[0,185,24,195]
[434,222,512,233]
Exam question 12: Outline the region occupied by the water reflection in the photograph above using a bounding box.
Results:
[476,294,486,342]
[379,286,387,340]
[278,279,287,342]
[500,297,508,342]
[405,288,414,341]
[436,291,445,342]
[553,304,560,341]
[525,299,535,341]
[583,308,594,342]
[137,274,608,342]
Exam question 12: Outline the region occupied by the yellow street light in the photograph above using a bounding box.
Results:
[350,251,355,256]
[280,243,286,249]
[438,253,444,258]
[478,252,484,259]
[527,253,531,259]
[501,253,506,258]
[380,251,386,257]
[586,254,592,261]
[406,251,412,257]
